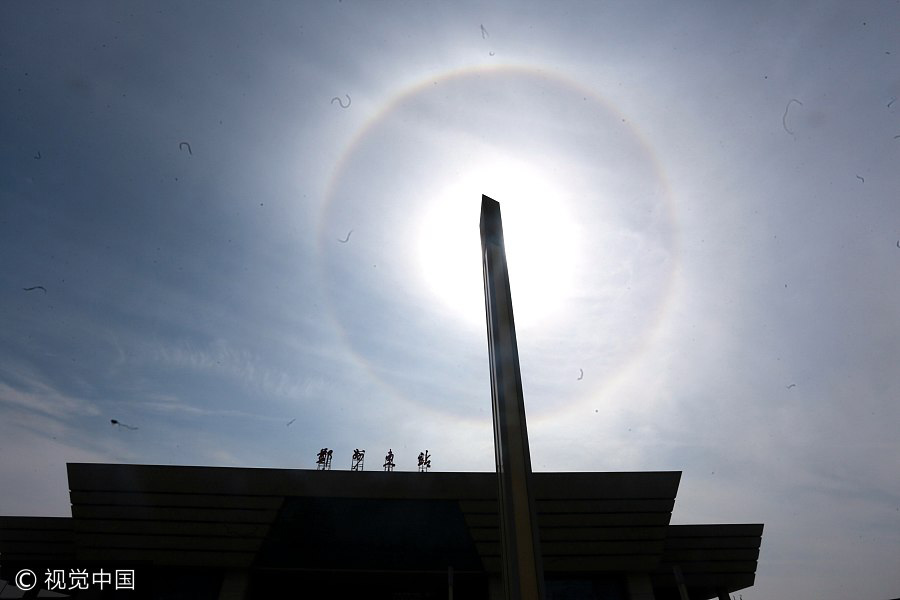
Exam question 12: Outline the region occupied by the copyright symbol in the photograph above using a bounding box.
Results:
[15,568,36,591]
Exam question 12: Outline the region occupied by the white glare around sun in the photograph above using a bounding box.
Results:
[416,158,580,331]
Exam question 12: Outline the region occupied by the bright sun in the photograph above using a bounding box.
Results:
[415,156,581,331]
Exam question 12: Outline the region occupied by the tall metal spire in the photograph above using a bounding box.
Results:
[480,195,545,600]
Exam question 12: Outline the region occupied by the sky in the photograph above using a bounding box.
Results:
[1,1,899,598]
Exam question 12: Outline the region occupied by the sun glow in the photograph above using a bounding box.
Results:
[416,157,581,331]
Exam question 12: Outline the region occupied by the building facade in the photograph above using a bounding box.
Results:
[0,463,762,599]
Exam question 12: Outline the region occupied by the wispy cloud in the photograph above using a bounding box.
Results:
[0,366,100,420]
[138,395,282,423]
[148,338,325,401]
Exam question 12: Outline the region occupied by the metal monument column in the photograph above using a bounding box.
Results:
[480,195,545,600]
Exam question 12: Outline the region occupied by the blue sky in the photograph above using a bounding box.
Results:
[2,2,899,598]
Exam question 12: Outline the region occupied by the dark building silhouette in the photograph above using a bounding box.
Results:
[0,463,762,599]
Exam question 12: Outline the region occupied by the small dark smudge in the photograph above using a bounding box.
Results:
[782,99,803,135]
